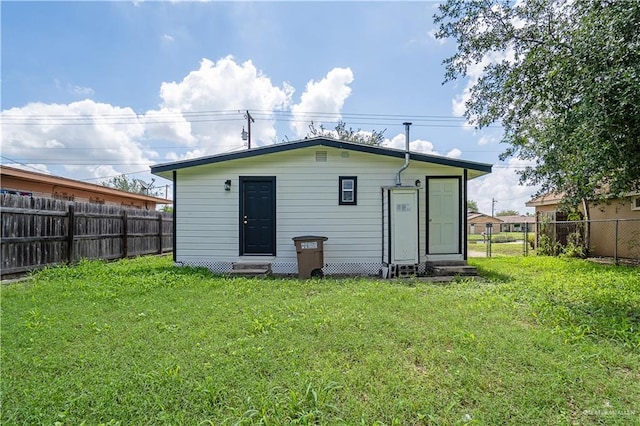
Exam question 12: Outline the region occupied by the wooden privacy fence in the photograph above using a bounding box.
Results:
[1,194,173,277]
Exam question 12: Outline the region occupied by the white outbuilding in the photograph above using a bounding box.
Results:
[151,137,491,277]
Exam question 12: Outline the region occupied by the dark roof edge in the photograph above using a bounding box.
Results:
[151,137,492,175]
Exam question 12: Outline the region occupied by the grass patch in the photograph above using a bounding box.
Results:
[2,256,639,424]
[470,242,531,257]
[467,232,527,242]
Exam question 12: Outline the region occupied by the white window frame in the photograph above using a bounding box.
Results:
[339,176,357,205]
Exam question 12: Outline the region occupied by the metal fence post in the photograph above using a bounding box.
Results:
[486,222,493,257]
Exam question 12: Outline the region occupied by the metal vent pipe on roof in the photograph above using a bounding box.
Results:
[396,122,412,186]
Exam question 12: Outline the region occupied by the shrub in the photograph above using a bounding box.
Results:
[492,235,517,243]
[561,231,588,258]
[537,234,562,256]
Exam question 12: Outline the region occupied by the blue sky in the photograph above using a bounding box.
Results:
[1,1,537,214]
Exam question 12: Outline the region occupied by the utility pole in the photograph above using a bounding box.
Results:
[491,198,498,217]
[241,110,255,149]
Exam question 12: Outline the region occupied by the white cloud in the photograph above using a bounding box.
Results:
[385,133,433,153]
[383,133,462,159]
[1,100,151,181]
[427,29,447,45]
[477,134,497,146]
[452,49,515,119]
[290,67,354,138]
[0,57,357,185]
[446,148,462,158]
[54,79,94,97]
[71,85,95,96]
[144,108,197,146]
[161,33,174,42]
[468,157,539,215]
[154,56,293,154]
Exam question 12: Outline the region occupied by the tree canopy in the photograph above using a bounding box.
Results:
[307,121,386,146]
[467,199,479,212]
[434,0,640,206]
[496,210,520,217]
[102,175,157,196]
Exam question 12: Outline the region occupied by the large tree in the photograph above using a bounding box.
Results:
[434,0,640,207]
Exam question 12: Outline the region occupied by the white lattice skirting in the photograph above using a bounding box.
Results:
[175,260,388,277]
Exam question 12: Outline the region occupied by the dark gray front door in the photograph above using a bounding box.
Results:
[240,177,276,255]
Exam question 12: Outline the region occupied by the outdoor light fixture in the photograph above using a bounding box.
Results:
[415,179,422,188]
[241,127,248,142]
[224,180,232,191]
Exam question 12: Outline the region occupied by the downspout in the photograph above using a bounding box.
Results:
[396,122,412,186]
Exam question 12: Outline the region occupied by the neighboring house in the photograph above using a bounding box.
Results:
[151,137,492,276]
[498,215,535,233]
[467,212,503,235]
[1,165,171,210]
[526,192,640,259]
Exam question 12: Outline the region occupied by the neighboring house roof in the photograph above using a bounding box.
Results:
[527,191,640,208]
[1,165,172,205]
[525,192,564,207]
[151,137,493,179]
[467,212,503,223]
[497,215,535,224]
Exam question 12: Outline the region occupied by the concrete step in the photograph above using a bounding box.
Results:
[230,262,272,277]
[425,260,467,267]
[431,265,478,277]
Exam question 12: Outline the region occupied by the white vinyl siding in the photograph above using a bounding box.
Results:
[175,146,465,266]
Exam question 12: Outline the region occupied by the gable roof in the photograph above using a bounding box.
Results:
[467,212,503,223]
[497,215,535,224]
[151,137,492,180]
[527,191,640,208]
[1,165,171,205]
[525,192,565,207]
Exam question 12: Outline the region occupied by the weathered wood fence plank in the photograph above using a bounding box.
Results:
[1,194,173,277]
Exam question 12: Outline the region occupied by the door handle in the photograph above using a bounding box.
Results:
[243,215,248,225]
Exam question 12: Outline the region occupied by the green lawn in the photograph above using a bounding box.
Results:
[468,241,532,257]
[2,256,639,425]
[467,231,528,242]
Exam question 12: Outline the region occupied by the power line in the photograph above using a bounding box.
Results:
[0,156,53,174]
[2,108,498,128]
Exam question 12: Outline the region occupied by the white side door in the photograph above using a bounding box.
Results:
[390,188,419,263]
[428,178,460,254]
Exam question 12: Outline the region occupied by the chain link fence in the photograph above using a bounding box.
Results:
[468,218,640,263]
[534,218,640,264]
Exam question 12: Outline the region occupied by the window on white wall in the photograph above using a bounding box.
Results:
[339,176,357,205]
[632,196,640,211]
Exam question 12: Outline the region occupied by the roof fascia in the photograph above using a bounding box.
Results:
[151,137,492,177]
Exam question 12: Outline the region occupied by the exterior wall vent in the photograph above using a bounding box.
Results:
[341,151,349,158]
[315,151,328,162]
